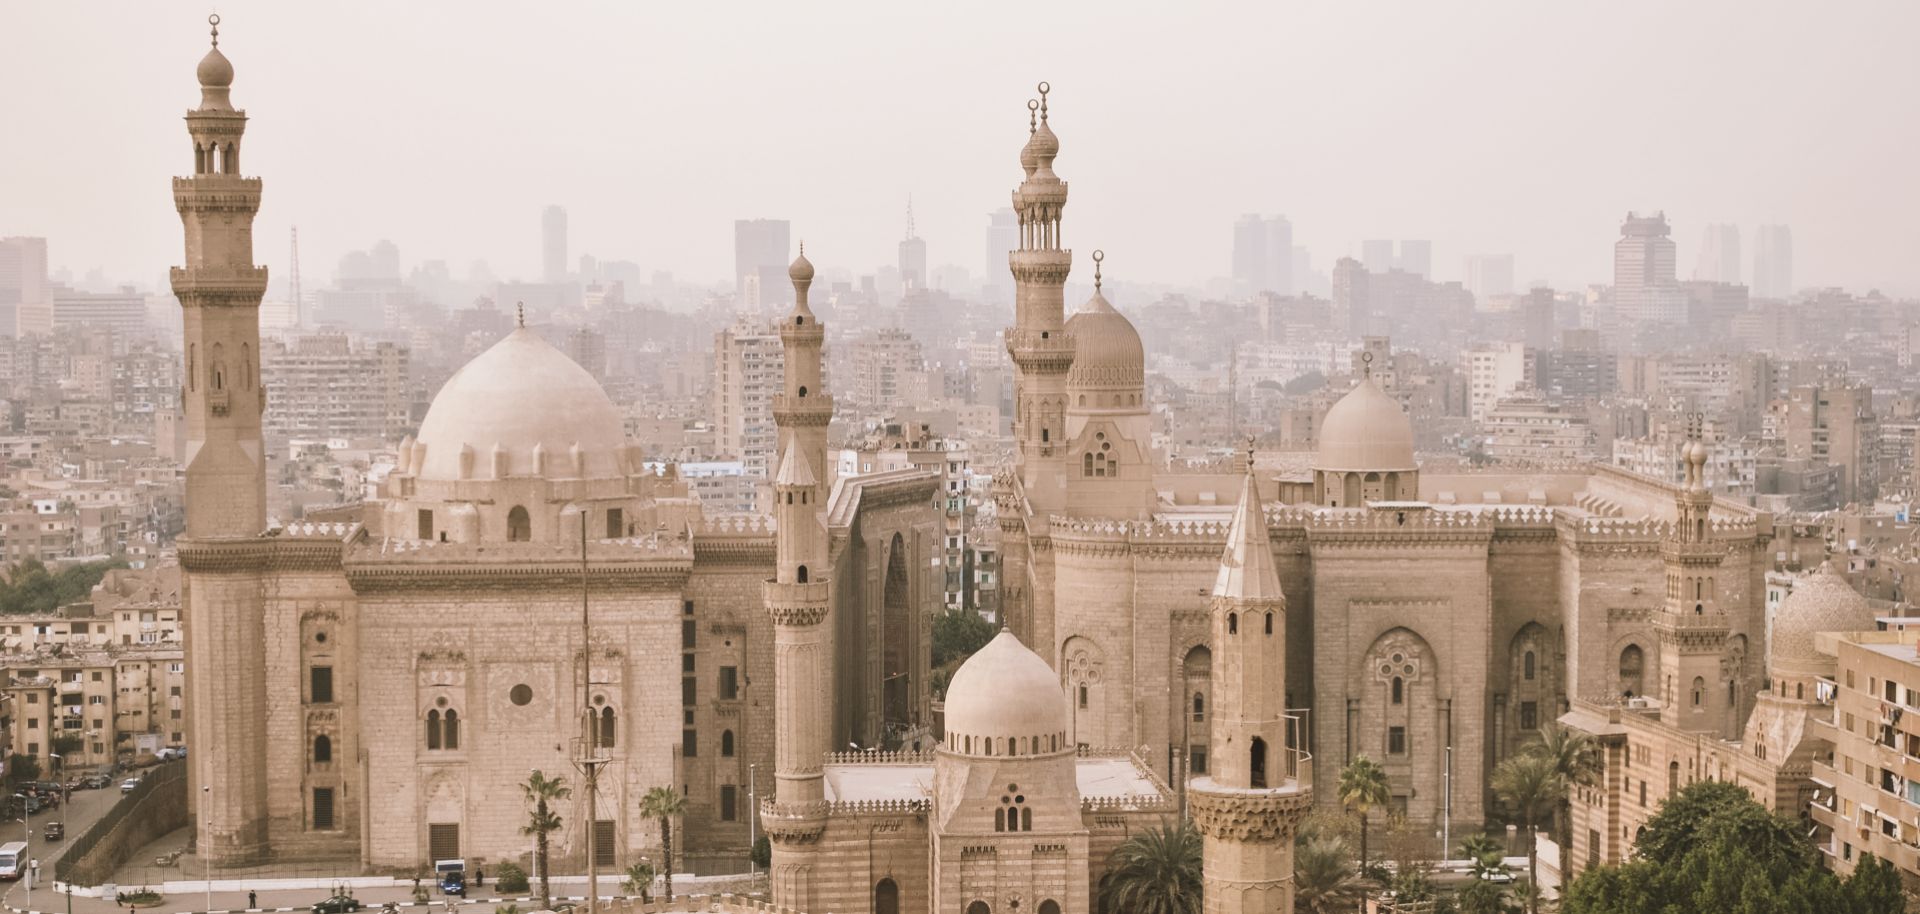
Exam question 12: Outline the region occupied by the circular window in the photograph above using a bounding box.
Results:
[1379,664,1391,675]
[510,684,533,706]
[1403,664,1415,676]
[435,696,449,708]
[1015,794,1025,804]
[1391,653,1405,664]
[1100,442,1111,452]
[315,632,328,644]
[593,694,606,706]
[1007,783,1019,792]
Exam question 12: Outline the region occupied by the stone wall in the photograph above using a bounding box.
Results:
[59,762,188,887]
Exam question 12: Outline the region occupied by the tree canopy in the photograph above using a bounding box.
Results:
[0,558,128,616]
[1562,780,1903,914]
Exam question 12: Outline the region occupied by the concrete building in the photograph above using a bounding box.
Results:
[1462,341,1530,423]
[1232,213,1293,298]
[1614,212,1686,326]
[51,284,148,338]
[1814,627,1920,895]
[710,316,783,479]
[260,334,411,441]
[1481,394,1597,463]
[1787,383,1879,505]
[1466,254,1514,300]
[1753,224,1794,300]
[734,218,790,305]
[1692,223,1741,284]
[848,327,928,415]
[0,237,51,339]
[541,204,567,283]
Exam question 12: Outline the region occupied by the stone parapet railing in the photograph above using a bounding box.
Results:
[822,749,934,765]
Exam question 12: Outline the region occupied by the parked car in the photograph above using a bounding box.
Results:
[82,775,111,790]
[41,823,62,841]
[120,778,140,794]
[1478,870,1515,884]
[312,894,361,914]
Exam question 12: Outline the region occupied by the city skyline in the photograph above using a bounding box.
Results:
[3,2,1917,296]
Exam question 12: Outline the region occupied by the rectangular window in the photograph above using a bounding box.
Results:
[1190,746,1208,775]
[720,785,737,821]
[92,671,102,681]
[428,824,459,861]
[1639,781,1647,807]
[606,508,624,540]
[719,666,739,700]
[417,509,433,540]
[313,787,335,830]
[683,654,696,674]
[683,729,698,758]
[310,666,334,704]
[594,820,616,867]
[682,620,696,650]
[1520,701,1538,730]
[1388,726,1407,755]
[682,677,696,706]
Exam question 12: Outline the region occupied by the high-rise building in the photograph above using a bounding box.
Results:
[52,284,148,338]
[1361,239,1395,274]
[1331,256,1370,338]
[984,208,1018,300]
[1462,341,1531,423]
[566,326,607,382]
[734,218,791,305]
[541,204,567,283]
[1786,383,1878,504]
[259,334,411,440]
[1613,212,1685,325]
[1394,239,1431,279]
[0,237,51,338]
[1231,214,1293,297]
[848,327,928,413]
[710,316,784,478]
[1753,224,1793,300]
[1465,254,1515,299]
[899,200,927,291]
[1692,223,1741,283]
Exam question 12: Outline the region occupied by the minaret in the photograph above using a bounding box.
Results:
[1189,472,1312,914]
[762,249,833,910]
[173,14,273,865]
[1654,423,1731,734]
[1005,82,1074,514]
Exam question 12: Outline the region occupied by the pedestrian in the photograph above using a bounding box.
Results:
[473,868,482,888]
[249,890,258,910]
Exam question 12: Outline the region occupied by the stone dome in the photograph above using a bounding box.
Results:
[197,47,234,88]
[788,249,814,284]
[1065,290,1144,393]
[944,631,1068,756]
[411,327,628,483]
[1770,563,1876,669]
[1316,375,1417,472]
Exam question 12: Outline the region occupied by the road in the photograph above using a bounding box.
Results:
[0,781,129,912]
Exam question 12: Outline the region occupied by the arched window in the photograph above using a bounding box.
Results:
[1021,807,1032,831]
[1524,651,1536,681]
[797,565,809,583]
[507,506,531,542]
[1264,612,1274,635]
[444,709,460,749]
[1796,682,1804,700]
[1039,902,1060,914]
[425,710,442,750]
[967,903,991,914]
[1192,692,1205,722]
[994,808,1006,832]
[798,385,808,398]
[1668,760,1680,795]
[599,706,616,748]
[1391,677,1404,705]
[722,730,736,757]
[1690,677,1704,707]
[874,879,899,914]
[1250,737,1268,788]
[1619,645,1645,698]
[1228,613,1238,635]
[313,734,332,763]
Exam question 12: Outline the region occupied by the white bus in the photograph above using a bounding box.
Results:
[0,841,26,880]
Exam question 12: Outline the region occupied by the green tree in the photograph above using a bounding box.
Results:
[0,558,127,616]
[638,786,687,899]
[520,769,570,909]
[1459,833,1506,879]
[1096,820,1202,914]
[622,861,655,901]
[492,863,528,894]
[1632,779,1782,867]
[749,835,771,870]
[1456,878,1513,914]
[1528,724,1600,867]
[4,754,40,786]
[1293,835,1362,914]
[1491,752,1560,914]
[1336,754,1391,877]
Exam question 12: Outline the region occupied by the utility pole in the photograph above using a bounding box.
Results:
[287,227,302,327]
[571,511,607,914]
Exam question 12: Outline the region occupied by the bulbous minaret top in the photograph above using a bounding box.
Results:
[196,14,236,111]
[786,242,816,320]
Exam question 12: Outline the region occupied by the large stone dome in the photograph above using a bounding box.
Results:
[1065,290,1144,394]
[1771,563,1876,670]
[411,327,628,483]
[1316,375,1416,473]
[944,631,1068,756]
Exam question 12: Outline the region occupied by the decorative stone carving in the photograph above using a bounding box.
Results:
[1188,784,1313,842]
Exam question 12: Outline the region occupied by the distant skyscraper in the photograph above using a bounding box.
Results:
[984,208,1018,299]
[1753,224,1793,300]
[1394,240,1431,279]
[899,199,927,291]
[0,236,50,339]
[542,205,567,283]
[1465,254,1515,299]
[1613,212,1684,325]
[1231,214,1293,297]
[1332,256,1370,338]
[1361,239,1395,274]
[734,218,791,304]
[1692,223,1741,283]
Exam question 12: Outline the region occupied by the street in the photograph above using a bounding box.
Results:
[0,782,127,913]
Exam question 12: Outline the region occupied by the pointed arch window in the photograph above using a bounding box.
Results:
[425,710,442,750]
[1227,613,1238,635]
[507,506,531,542]
[598,706,616,748]
[722,729,735,757]
[1192,692,1205,722]
[1690,677,1705,708]
[1392,677,1404,705]
[443,709,460,749]
[1265,612,1274,635]
[313,734,332,763]
[1250,737,1268,788]
[1524,651,1536,681]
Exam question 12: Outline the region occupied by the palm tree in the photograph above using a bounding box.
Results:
[1337,754,1391,877]
[638,786,687,899]
[1459,833,1506,879]
[1096,820,1203,914]
[1293,835,1363,914]
[1491,752,1561,914]
[520,770,570,910]
[1528,724,1599,877]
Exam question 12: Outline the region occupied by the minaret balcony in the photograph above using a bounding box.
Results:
[207,388,230,416]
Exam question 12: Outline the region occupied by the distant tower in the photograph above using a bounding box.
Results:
[1190,472,1311,914]
[288,225,302,326]
[542,205,568,283]
[898,197,927,290]
[1654,419,1732,735]
[1005,82,1074,515]
[762,246,835,911]
[172,14,273,863]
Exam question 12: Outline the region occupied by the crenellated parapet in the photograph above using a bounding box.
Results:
[765,580,830,626]
[759,798,828,845]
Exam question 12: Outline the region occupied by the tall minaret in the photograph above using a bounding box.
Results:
[1654,423,1731,734]
[762,249,833,910]
[1189,472,1312,914]
[1005,82,1074,514]
[173,14,273,865]
[176,13,268,536]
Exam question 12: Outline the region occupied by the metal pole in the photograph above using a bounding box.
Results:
[1443,745,1452,861]
[22,799,30,912]
[576,511,600,914]
[747,764,756,874]
[203,785,211,914]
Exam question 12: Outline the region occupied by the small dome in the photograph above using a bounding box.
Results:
[197,47,233,88]
[1316,375,1416,473]
[1065,290,1144,393]
[1771,563,1876,669]
[944,631,1068,753]
[1019,133,1040,176]
[1030,121,1060,163]
[788,249,814,284]
[412,327,627,482]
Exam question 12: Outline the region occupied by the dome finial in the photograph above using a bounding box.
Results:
[1027,98,1039,134]
[1037,81,1051,123]
[1361,350,1374,378]
[209,12,220,48]
[515,301,525,328]
[1092,249,1104,293]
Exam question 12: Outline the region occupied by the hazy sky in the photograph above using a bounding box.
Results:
[5,1,1917,297]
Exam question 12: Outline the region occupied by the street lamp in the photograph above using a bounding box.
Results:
[746,764,757,875]
[202,785,211,914]
[12,793,30,911]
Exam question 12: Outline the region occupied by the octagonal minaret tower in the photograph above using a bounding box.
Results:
[1655,425,1732,734]
[1005,82,1074,516]
[1189,472,1312,914]
[763,249,834,910]
[173,14,274,865]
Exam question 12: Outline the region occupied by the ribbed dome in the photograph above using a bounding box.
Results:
[1771,563,1876,669]
[412,327,627,482]
[197,47,234,88]
[1065,290,1144,392]
[1316,376,1416,472]
[945,632,1068,754]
